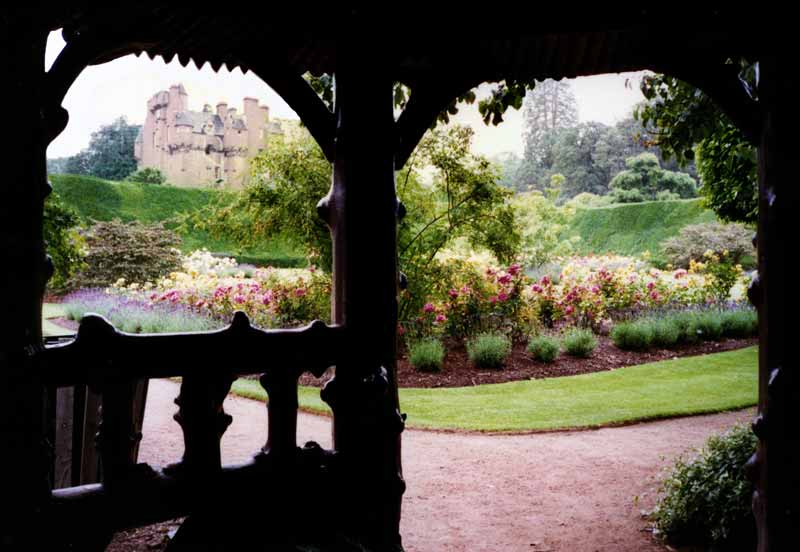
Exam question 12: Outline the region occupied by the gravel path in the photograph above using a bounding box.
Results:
[136,379,753,552]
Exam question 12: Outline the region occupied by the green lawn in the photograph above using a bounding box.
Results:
[232,347,758,432]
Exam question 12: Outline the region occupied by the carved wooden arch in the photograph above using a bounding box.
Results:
[2,9,797,551]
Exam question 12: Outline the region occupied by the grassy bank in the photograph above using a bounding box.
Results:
[565,198,717,258]
[50,173,305,267]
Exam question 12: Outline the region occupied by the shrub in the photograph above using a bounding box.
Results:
[670,311,703,344]
[660,221,754,269]
[44,191,86,293]
[408,339,446,373]
[70,220,183,289]
[650,318,681,348]
[652,423,757,550]
[611,321,653,350]
[561,328,597,357]
[467,333,512,369]
[720,309,758,338]
[694,311,725,341]
[698,250,744,303]
[527,335,559,363]
[62,289,219,333]
[126,167,167,185]
[655,190,681,201]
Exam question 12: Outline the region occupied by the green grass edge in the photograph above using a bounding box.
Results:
[231,346,757,433]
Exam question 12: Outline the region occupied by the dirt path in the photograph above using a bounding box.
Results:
[133,379,753,551]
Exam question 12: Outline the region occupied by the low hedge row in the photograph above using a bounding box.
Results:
[611,309,757,351]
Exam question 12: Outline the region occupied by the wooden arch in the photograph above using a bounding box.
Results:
[1,5,797,551]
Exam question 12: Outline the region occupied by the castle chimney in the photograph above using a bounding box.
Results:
[243,98,264,155]
[169,84,188,111]
[260,105,269,125]
[216,102,228,118]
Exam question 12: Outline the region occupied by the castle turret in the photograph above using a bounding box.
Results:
[243,97,265,156]
[216,102,228,119]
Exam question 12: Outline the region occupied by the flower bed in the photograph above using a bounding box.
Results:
[406,254,750,342]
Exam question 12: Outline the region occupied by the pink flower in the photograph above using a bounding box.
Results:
[531,284,543,293]
[448,288,459,298]
[591,286,600,294]
[650,291,659,301]
[498,292,509,302]
[423,302,435,313]
[435,314,446,323]
[233,294,246,304]
[565,305,575,315]
[647,281,655,291]
[460,284,470,294]
[498,274,512,285]
[261,291,273,305]
[195,300,206,308]
[507,263,521,276]
[489,296,498,304]
[309,266,317,273]
[540,275,550,286]
[294,288,307,297]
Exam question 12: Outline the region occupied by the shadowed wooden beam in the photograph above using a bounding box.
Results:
[652,56,762,145]
[245,60,336,162]
[394,76,483,169]
[41,312,347,387]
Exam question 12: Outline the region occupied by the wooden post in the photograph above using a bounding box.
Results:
[749,55,799,552]
[0,21,55,549]
[318,41,405,549]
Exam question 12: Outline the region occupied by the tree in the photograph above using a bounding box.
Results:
[58,117,141,181]
[43,191,85,292]
[550,122,611,198]
[517,79,579,190]
[512,174,578,267]
[635,72,757,223]
[608,153,697,202]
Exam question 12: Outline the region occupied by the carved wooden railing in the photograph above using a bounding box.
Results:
[39,311,351,550]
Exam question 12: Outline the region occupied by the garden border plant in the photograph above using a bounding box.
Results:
[467,332,512,369]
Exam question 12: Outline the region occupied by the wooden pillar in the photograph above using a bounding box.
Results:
[319,43,405,550]
[749,55,799,552]
[0,21,57,549]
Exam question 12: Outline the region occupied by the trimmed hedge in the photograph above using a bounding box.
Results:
[565,198,716,259]
[612,308,757,351]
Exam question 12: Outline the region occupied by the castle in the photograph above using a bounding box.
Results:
[134,84,282,188]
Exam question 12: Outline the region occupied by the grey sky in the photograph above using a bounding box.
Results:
[46,31,646,159]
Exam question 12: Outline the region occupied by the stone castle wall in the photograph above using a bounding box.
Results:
[134,84,279,189]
